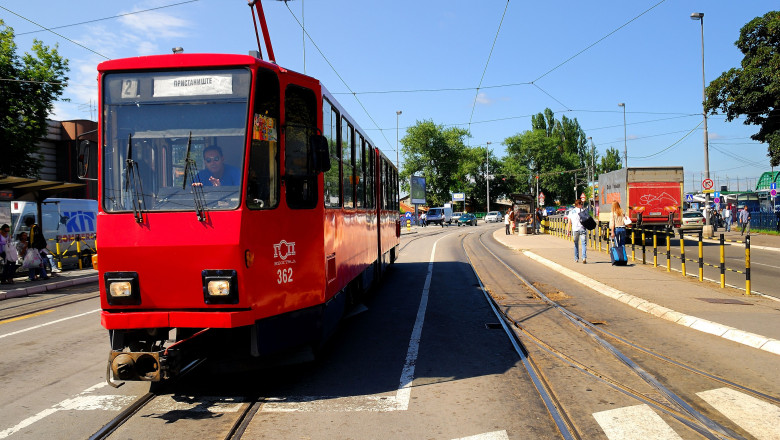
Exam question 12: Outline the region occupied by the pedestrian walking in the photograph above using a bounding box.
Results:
[567,200,588,264]
[504,208,511,235]
[723,205,732,232]
[1,224,18,284]
[738,206,751,236]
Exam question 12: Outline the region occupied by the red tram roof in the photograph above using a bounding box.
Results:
[98,53,279,73]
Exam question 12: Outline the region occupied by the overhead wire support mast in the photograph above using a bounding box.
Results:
[248,0,276,63]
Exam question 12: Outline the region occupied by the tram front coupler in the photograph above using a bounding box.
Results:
[108,349,181,383]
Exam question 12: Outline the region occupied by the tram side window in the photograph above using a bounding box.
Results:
[323,100,341,208]
[365,144,374,209]
[356,134,364,209]
[381,159,387,210]
[247,68,280,210]
[284,85,318,209]
[342,118,354,209]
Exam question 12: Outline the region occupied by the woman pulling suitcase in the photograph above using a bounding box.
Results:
[609,201,629,266]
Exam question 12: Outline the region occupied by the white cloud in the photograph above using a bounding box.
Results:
[118,10,189,40]
[476,93,494,105]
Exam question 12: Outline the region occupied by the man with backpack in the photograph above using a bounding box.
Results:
[567,200,588,264]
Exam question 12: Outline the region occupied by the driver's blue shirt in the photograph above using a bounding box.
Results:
[195,164,241,186]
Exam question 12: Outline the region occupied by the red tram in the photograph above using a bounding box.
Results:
[94,30,400,383]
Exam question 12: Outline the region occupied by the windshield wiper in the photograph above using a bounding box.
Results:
[125,133,146,223]
[182,132,207,221]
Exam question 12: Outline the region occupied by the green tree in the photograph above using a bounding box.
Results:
[399,120,470,207]
[599,147,623,174]
[502,109,590,204]
[0,20,69,177]
[704,11,780,166]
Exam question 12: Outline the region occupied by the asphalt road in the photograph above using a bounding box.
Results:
[1,224,778,439]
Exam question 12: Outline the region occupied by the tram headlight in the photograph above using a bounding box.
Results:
[207,280,230,296]
[202,270,238,304]
[104,272,140,305]
[110,282,132,297]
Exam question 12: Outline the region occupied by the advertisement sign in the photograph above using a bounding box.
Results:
[452,192,465,202]
[410,176,427,205]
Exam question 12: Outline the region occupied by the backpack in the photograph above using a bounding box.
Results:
[578,208,597,230]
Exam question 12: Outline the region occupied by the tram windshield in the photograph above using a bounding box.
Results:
[101,68,251,213]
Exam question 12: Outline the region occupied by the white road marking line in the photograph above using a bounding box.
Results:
[520,250,780,356]
[0,308,101,340]
[453,430,509,440]
[0,382,108,439]
[593,404,682,440]
[262,235,449,412]
[697,388,780,440]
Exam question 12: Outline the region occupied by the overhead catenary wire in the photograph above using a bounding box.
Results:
[0,5,110,60]
[282,2,394,154]
[14,1,199,36]
[629,121,702,160]
[467,0,511,140]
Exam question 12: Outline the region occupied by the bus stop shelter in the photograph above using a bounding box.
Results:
[0,174,85,225]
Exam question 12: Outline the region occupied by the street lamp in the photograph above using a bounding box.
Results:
[395,111,402,170]
[691,12,711,227]
[588,136,596,210]
[486,141,491,213]
[618,103,627,168]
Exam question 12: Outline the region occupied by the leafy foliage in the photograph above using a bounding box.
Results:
[704,11,780,166]
[0,20,69,177]
[501,109,591,204]
[599,147,623,174]
[399,120,469,207]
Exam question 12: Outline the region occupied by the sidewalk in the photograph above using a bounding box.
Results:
[493,228,780,357]
[0,268,98,300]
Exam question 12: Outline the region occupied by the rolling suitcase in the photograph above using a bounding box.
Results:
[610,237,628,266]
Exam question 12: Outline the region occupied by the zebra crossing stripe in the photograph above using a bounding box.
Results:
[593,404,682,440]
[697,388,780,440]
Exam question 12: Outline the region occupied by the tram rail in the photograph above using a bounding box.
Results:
[461,228,769,440]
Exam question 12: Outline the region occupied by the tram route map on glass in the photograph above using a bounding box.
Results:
[410,175,426,205]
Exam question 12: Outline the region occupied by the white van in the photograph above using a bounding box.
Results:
[425,206,453,226]
[10,198,98,269]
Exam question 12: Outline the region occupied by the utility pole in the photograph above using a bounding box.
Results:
[486,141,491,213]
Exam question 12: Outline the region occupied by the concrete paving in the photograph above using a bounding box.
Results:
[492,227,780,357]
[0,268,98,300]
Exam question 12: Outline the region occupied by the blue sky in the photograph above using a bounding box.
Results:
[3,0,777,192]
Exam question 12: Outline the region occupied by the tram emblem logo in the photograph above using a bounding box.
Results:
[273,240,296,261]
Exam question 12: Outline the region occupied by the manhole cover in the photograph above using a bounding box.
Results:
[696,298,752,305]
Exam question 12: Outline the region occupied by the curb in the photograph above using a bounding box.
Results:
[520,250,780,357]
[0,275,99,301]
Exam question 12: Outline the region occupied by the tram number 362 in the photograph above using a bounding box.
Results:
[277,268,293,284]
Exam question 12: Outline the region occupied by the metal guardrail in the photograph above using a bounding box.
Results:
[542,216,754,295]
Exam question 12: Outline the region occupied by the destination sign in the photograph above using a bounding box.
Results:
[153,74,233,97]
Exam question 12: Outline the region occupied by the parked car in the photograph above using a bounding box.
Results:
[457,212,477,226]
[484,211,502,222]
[426,206,453,226]
[451,212,463,223]
[680,210,705,230]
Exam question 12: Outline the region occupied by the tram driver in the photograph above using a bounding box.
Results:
[196,145,241,187]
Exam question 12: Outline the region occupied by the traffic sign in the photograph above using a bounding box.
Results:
[714,191,721,199]
[772,189,777,197]
[580,192,586,202]
[771,182,777,190]
[702,178,714,190]
[685,194,694,202]
[539,192,545,200]
[714,197,720,204]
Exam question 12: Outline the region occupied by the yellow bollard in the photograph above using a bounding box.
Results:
[680,235,686,277]
[77,235,83,270]
[666,234,671,272]
[631,230,636,262]
[653,233,658,267]
[745,235,751,295]
[55,241,63,270]
[698,234,703,282]
[720,234,725,288]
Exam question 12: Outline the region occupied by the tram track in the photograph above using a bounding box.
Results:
[0,291,99,322]
[459,229,772,440]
